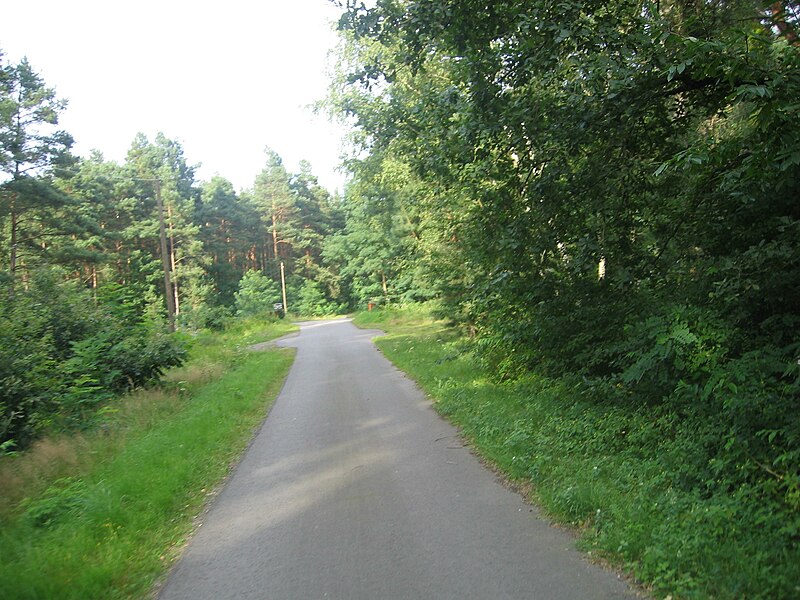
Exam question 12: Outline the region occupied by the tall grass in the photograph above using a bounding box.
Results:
[353,308,800,599]
[0,319,295,599]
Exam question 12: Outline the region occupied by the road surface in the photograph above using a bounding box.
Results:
[159,318,636,599]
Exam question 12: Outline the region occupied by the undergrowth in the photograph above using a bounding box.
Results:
[0,318,296,599]
[353,306,800,599]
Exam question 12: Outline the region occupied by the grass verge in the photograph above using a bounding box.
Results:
[0,319,296,599]
[353,305,800,599]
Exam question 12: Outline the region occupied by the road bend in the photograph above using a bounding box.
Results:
[158,318,636,600]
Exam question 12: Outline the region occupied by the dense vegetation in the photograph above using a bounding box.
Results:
[355,306,798,598]
[0,41,443,452]
[0,320,295,599]
[330,1,799,596]
[2,1,799,595]
[0,52,347,451]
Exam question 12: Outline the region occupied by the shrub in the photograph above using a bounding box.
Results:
[234,270,281,317]
[0,270,187,451]
[293,279,337,317]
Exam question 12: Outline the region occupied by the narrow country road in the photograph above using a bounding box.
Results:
[158,319,636,600]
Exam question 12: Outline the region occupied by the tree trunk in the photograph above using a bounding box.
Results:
[251,246,258,270]
[155,181,176,332]
[272,201,280,260]
[167,203,180,316]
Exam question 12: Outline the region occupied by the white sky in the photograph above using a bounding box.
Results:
[0,0,349,194]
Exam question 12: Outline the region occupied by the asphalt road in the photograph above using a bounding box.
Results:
[158,318,636,600]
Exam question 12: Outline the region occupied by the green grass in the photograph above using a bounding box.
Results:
[0,319,296,599]
[353,306,800,599]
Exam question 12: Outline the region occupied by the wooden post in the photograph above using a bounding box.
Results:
[280,261,288,314]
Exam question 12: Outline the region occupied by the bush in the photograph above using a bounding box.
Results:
[0,270,188,450]
[177,302,232,331]
[234,270,281,318]
[293,279,337,317]
[0,295,61,446]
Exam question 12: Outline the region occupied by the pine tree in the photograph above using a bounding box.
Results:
[0,56,76,286]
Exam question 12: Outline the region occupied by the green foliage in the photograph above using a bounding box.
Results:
[333,12,800,596]
[0,284,60,445]
[358,305,800,598]
[0,55,78,279]
[0,269,187,450]
[293,278,338,317]
[234,270,281,317]
[615,304,732,395]
[196,176,261,307]
[332,0,800,381]
[21,477,89,529]
[0,325,295,599]
[0,56,74,179]
[322,166,436,308]
[178,301,233,332]
[0,51,343,454]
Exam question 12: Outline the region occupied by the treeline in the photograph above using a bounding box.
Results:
[330,0,800,531]
[0,51,390,451]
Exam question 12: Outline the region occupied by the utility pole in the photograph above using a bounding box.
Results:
[280,261,288,314]
[153,179,176,332]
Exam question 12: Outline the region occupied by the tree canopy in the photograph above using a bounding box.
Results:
[328,0,800,559]
[0,53,348,450]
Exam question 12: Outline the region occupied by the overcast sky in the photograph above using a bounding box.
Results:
[0,0,349,193]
